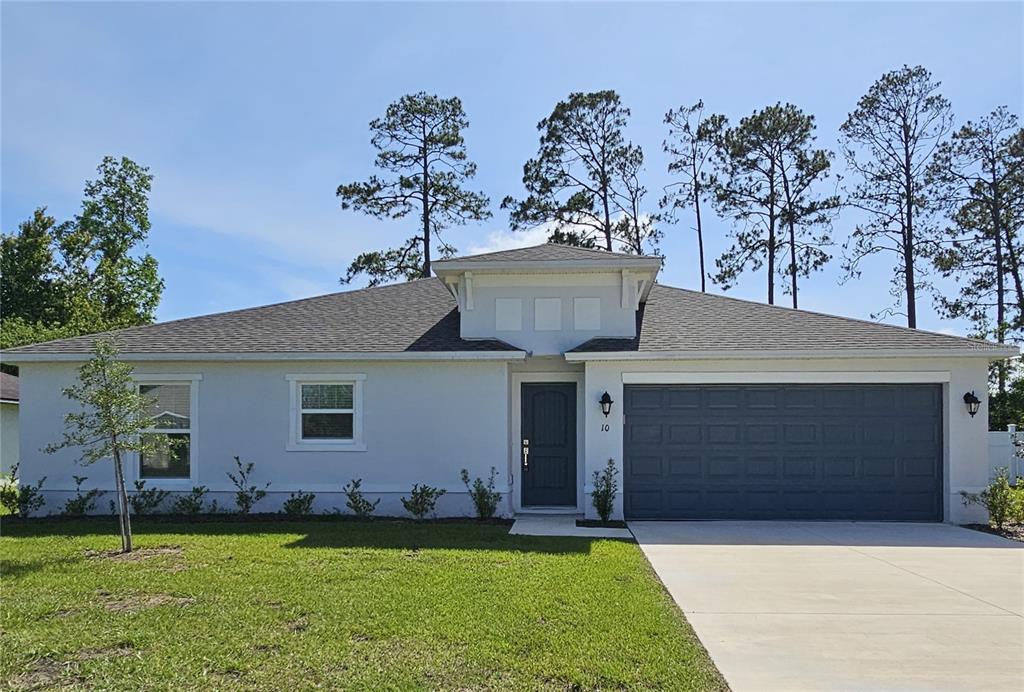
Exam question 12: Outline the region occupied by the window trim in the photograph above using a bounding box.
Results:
[287,374,366,452]
[131,374,201,487]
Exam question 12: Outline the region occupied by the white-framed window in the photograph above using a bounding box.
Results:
[133,374,201,484]
[287,374,366,451]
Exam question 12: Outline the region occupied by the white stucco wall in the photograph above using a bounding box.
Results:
[1,401,18,475]
[17,359,512,516]
[459,273,637,355]
[579,356,993,524]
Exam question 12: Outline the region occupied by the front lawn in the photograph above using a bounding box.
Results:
[0,520,724,690]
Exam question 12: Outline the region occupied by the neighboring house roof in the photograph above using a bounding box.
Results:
[0,372,18,404]
[1,279,521,358]
[433,243,651,264]
[567,284,1017,358]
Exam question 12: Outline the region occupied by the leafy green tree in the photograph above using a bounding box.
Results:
[45,339,167,553]
[839,65,954,327]
[928,109,1023,400]
[990,367,1024,430]
[712,103,836,306]
[503,90,658,254]
[0,208,64,325]
[0,157,164,353]
[337,92,491,285]
[661,101,727,292]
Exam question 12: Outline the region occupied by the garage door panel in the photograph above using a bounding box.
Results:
[623,384,942,521]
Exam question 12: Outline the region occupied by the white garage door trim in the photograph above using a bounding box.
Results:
[622,371,951,385]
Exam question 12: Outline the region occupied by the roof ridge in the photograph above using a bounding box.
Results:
[435,243,655,263]
[652,283,1005,349]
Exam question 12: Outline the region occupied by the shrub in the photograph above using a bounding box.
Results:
[63,475,105,516]
[129,480,171,515]
[171,486,209,515]
[226,456,270,514]
[282,490,316,516]
[460,467,502,519]
[343,478,380,518]
[0,463,47,517]
[591,458,619,524]
[401,484,447,520]
[961,467,1024,530]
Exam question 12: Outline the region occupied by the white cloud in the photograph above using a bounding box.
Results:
[465,225,552,255]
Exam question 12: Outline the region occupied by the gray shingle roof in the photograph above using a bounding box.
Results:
[432,243,657,264]
[2,279,519,355]
[0,372,18,402]
[569,284,1012,354]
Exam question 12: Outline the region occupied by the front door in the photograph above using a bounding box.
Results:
[521,382,577,507]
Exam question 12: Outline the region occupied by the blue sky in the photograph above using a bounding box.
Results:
[2,1,1021,335]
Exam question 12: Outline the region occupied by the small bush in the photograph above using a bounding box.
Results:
[962,467,1024,530]
[282,490,316,516]
[171,486,209,515]
[63,475,105,516]
[129,480,171,515]
[0,463,47,517]
[343,478,380,518]
[226,456,270,514]
[401,484,447,520]
[460,467,502,519]
[591,458,619,524]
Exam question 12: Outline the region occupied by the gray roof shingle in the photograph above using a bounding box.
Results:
[2,278,519,355]
[432,243,657,264]
[569,284,1012,354]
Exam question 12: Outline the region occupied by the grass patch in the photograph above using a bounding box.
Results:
[1,519,724,690]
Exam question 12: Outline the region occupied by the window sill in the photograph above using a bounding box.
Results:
[286,442,367,453]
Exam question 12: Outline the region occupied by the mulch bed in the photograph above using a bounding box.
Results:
[576,519,629,529]
[4,514,514,526]
[962,523,1024,542]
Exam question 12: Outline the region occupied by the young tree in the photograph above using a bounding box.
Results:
[712,103,835,306]
[337,92,491,285]
[503,90,658,254]
[927,108,1024,411]
[661,101,727,292]
[46,340,167,553]
[839,65,954,327]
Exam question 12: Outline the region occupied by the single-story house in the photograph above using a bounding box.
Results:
[1,244,1016,522]
[1,372,18,474]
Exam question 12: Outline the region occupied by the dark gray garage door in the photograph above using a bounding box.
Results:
[623,384,943,521]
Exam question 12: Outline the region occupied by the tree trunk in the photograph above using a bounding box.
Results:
[767,215,776,306]
[693,168,706,292]
[601,190,613,251]
[992,175,1007,400]
[780,166,798,309]
[112,449,132,553]
[902,129,918,329]
[420,126,431,278]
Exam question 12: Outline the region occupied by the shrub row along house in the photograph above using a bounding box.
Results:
[2,245,1016,522]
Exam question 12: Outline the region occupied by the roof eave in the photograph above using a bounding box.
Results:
[565,346,1021,361]
[3,350,528,364]
[433,258,663,274]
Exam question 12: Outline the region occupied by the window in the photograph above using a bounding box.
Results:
[288,375,365,451]
[135,376,200,482]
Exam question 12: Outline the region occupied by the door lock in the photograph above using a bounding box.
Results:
[522,439,529,470]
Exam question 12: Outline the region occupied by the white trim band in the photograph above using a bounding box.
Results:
[621,371,953,385]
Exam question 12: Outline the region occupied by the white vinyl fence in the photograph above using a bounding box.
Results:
[988,425,1023,481]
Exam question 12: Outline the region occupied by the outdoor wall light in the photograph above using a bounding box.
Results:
[963,391,981,418]
[599,391,614,417]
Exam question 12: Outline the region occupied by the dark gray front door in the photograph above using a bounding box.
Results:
[521,382,577,507]
[624,384,943,521]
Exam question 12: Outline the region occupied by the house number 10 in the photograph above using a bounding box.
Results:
[600,423,610,432]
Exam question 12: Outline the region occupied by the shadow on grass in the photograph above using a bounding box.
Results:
[1,517,600,554]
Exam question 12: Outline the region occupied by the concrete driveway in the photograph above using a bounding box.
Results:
[630,522,1024,691]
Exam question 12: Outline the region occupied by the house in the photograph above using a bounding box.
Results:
[1,244,1016,521]
[1,372,18,474]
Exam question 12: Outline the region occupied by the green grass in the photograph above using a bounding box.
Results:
[0,519,725,690]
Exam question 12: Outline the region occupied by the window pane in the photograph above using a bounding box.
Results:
[301,412,353,439]
[301,383,353,409]
[141,384,191,429]
[140,433,190,478]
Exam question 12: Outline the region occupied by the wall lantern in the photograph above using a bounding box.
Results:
[599,391,614,417]
[963,391,981,418]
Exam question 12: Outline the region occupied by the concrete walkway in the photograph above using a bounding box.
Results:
[630,521,1024,692]
[509,515,633,539]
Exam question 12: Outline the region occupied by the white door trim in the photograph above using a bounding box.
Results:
[621,371,952,385]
